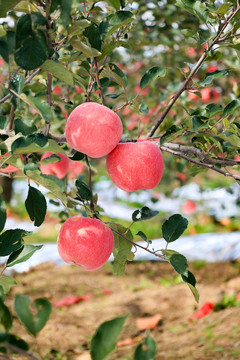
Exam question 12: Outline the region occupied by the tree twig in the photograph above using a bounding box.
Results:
[84,155,95,214]
[147,5,240,137]
[94,58,105,105]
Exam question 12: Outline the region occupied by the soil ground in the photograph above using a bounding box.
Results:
[6,261,240,360]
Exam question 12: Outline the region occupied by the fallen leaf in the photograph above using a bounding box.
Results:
[191,302,214,320]
[117,337,139,347]
[53,294,93,307]
[136,314,162,331]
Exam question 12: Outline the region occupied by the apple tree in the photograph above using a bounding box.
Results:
[0,0,240,357]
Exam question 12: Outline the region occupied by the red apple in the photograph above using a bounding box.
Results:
[68,160,84,180]
[106,141,164,192]
[53,85,62,95]
[57,216,114,271]
[65,102,123,158]
[0,153,24,173]
[182,200,196,215]
[40,152,69,179]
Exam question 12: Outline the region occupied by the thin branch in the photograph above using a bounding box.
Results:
[109,227,165,260]
[147,5,240,138]
[5,344,40,360]
[84,155,95,214]
[94,58,105,105]
[6,104,16,130]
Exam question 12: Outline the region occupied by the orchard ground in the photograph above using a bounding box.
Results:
[6,260,240,360]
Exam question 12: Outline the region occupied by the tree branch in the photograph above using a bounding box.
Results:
[147,5,240,138]
[0,69,41,104]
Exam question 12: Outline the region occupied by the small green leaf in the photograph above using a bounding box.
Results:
[192,116,206,132]
[25,186,47,227]
[90,314,129,360]
[162,214,188,243]
[38,154,61,165]
[0,299,12,332]
[70,152,84,161]
[169,253,188,274]
[132,207,159,222]
[0,196,6,233]
[181,270,196,287]
[140,103,149,114]
[24,164,67,205]
[83,23,102,51]
[187,283,200,303]
[176,0,209,24]
[40,60,74,86]
[59,0,73,27]
[109,63,128,86]
[75,179,92,201]
[112,249,134,276]
[71,40,102,57]
[0,277,16,295]
[0,333,29,351]
[11,134,64,155]
[7,244,42,268]
[200,69,229,86]
[108,10,134,26]
[223,99,240,117]
[136,231,147,242]
[14,295,52,337]
[134,332,157,360]
[14,118,37,135]
[140,66,166,89]
[105,0,121,10]
[0,229,29,256]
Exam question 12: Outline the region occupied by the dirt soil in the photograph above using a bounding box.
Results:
[6,261,240,360]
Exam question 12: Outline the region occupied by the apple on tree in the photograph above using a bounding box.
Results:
[40,152,69,179]
[57,216,114,271]
[65,102,123,158]
[106,141,164,192]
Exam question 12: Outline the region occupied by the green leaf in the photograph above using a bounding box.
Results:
[40,60,74,86]
[140,103,149,114]
[215,2,232,15]
[140,66,166,89]
[136,231,148,242]
[15,14,49,70]
[134,332,157,360]
[198,29,211,45]
[38,154,61,165]
[83,23,102,51]
[71,40,101,57]
[14,118,37,136]
[0,116,8,129]
[110,224,134,275]
[0,277,16,295]
[106,0,121,10]
[162,214,188,243]
[69,152,84,161]
[28,96,53,123]
[11,134,64,155]
[0,0,22,17]
[176,0,209,24]
[0,196,6,233]
[25,186,47,227]
[24,164,67,205]
[68,19,91,36]
[14,295,52,337]
[7,244,43,268]
[200,69,229,86]
[0,229,29,256]
[0,333,29,351]
[108,10,134,26]
[160,125,182,145]
[169,253,188,274]
[223,99,240,117]
[181,270,196,287]
[132,207,159,222]
[0,37,8,63]
[187,283,200,303]
[113,249,134,276]
[109,63,128,86]
[0,299,12,332]
[59,0,73,27]
[75,179,92,201]
[90,314,129,360]
[192,116,206,132]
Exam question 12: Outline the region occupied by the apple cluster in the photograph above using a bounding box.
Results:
[57,102,165,271]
